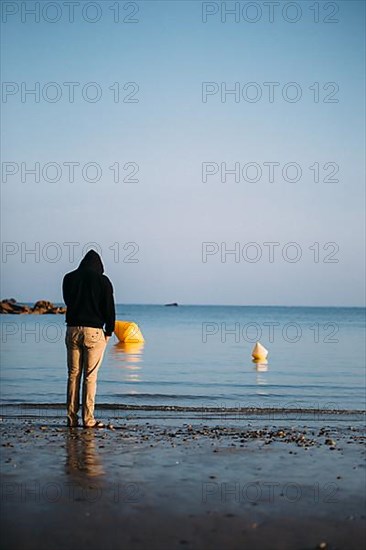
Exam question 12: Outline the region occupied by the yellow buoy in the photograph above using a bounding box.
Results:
[114,320,145,343]
[116,342,144,356]
[253,359,268,370]
[252,341,268,361]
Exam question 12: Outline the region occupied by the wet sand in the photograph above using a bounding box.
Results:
[1,406,365,550]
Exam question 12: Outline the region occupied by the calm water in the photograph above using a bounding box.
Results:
[0,305,365,410]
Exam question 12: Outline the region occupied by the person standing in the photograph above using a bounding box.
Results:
[62,250,115,428]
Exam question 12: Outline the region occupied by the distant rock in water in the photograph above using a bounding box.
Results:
[165,302,178,307]
[32,300,66,314]
[0,299,31,314]
[0,299,66,314]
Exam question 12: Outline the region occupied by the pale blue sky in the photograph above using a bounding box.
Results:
[1,0,365,306]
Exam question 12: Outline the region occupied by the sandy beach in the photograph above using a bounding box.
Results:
[1,406,365,550]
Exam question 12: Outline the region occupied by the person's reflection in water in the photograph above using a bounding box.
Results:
[65,429,105,482]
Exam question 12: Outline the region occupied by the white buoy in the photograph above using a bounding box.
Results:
[252,341,268,361]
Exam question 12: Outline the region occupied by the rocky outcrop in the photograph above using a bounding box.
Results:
[32,300,66,314]
[0,299,31,314]
[0,299,66,314]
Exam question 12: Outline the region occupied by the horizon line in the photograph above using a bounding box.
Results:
[4,299,365,309]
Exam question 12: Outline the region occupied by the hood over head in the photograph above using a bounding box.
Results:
[78,250,104,274]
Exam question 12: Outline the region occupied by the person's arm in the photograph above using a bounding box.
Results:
[62,275,70,306]
[103,277,116,337]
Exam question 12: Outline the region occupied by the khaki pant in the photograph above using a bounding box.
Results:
[66,326,107,427]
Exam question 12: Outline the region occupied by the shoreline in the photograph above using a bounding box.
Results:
[1,403,364,425]
[1,410,365,549]
[2,403,365,414]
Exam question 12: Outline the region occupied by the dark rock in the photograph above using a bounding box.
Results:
[32,300,66,314]
[1,299,66,314]
[0,300,31,314]
[33,300,53,310]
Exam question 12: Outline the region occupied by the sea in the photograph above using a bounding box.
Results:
[0,305,365,411]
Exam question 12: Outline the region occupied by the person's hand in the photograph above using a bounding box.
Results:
[104,333,110,343]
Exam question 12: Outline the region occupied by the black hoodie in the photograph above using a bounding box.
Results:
[62,250,116,336]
